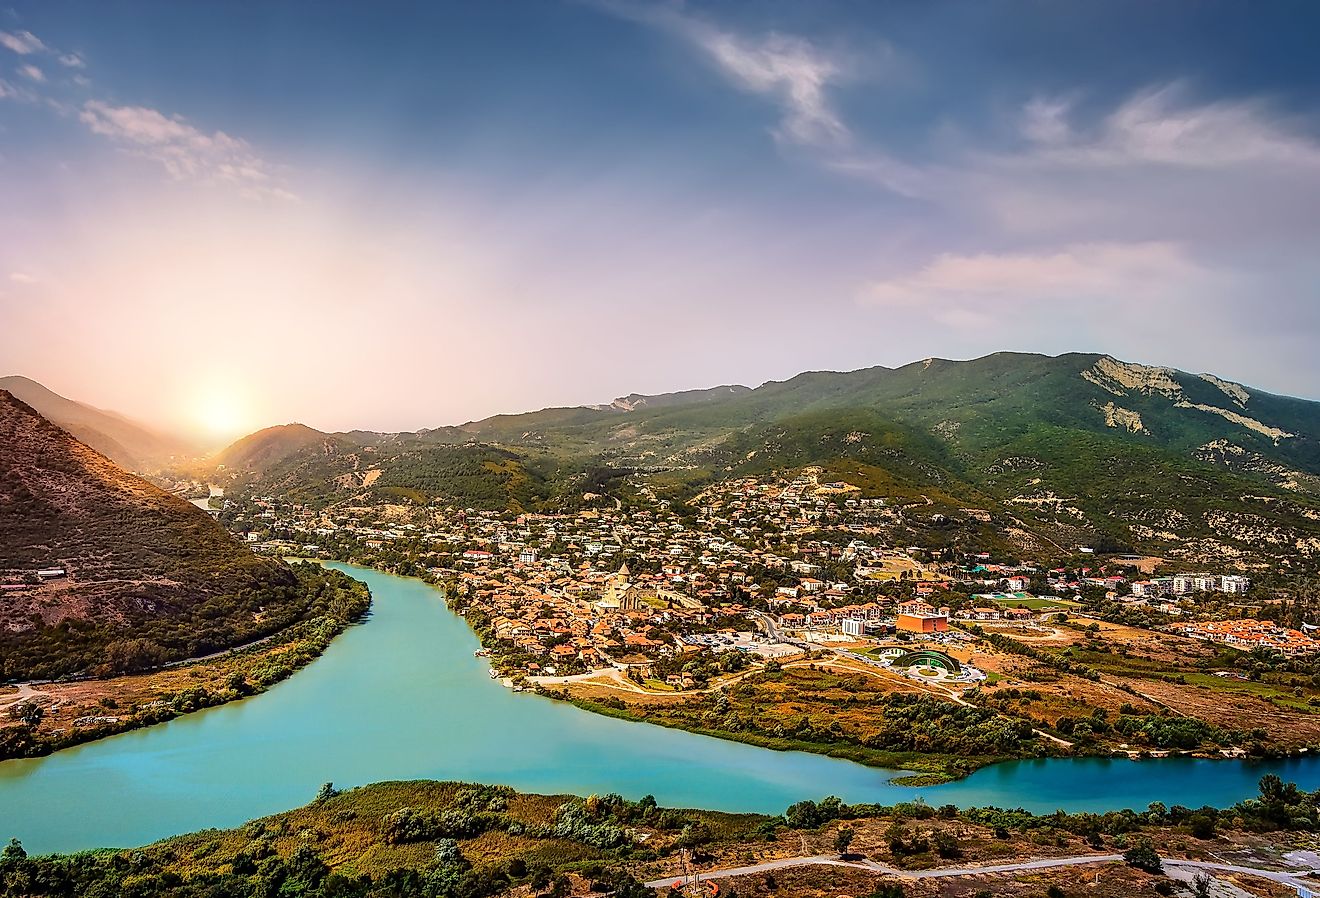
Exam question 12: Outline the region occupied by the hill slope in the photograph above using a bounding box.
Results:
[0,391,306,680]
[214,423,350,474]
[0,375,197,470]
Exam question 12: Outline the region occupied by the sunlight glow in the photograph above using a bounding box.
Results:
[187,382,253,444]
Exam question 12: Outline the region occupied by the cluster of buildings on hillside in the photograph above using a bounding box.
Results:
[1175,619,1319,655]
[1130,574,1252,597]
[212,468,1293,677]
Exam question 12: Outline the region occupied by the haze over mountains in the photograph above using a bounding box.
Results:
[0,376,199,471]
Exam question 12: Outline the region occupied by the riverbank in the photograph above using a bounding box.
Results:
[0,564,368,761]
[342,558,1308,786]
[437,564,1320,786]
[555,691,1002,786]
[9,564,1320,857]
[7,776,1320,898]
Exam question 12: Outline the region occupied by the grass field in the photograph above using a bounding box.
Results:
[973,619,1320,747]
[554,664,1035,782]
[991,596,1083,610]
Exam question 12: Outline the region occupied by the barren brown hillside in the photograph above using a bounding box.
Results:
[0,390,304,680]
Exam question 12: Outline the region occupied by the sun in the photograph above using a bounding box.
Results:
[188,384,253,443]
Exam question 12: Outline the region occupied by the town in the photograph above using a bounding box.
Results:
[190,464,1320,770]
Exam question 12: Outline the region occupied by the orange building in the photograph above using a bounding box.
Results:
[896,612,949,633]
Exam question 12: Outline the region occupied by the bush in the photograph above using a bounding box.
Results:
[1123,839,1163,874]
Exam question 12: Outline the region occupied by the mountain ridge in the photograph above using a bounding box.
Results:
[147,351,1320,565]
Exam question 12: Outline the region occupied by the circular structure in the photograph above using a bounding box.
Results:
[889,649,963,674]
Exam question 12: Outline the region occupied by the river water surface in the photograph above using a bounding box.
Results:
[3,564,1319,855]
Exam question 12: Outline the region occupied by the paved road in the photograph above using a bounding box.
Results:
[645,855,873,889]
[1168,858,1320,890]
[644,851,1320,890]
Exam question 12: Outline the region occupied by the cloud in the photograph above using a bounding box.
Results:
[600,2,854,149]
[946,87,1320,251]
[1020,97,1074,146]
[0,24,291,201]
[0,76,35,102]
[601,5,942,198]
[0,25,83,71]
[0,29,45,55]
[1018,84,1320,171]
[9,271,38,285]
[695,29,850,147]
[79,101,296,200]
[609,3,1320,221]
[0,26,85,96]
[862,241,1206,329]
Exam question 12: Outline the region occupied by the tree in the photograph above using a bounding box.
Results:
[1,838,25,862]
[1187,813,1216,839]
[1123,838,1163,874]
[932,829,962,859]
[102,638,167,674]
[676,821,713,848]
[834,825,854,857]
[867,886,906,898]
[315,782,339,803]
[1191,872,1213,898]
[433,837,467,868]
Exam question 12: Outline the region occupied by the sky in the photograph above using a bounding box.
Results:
[2,1,1320,442]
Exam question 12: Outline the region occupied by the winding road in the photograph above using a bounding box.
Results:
[644,851,1320,890]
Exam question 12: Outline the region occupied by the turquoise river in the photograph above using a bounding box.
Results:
[3,563,1320,855]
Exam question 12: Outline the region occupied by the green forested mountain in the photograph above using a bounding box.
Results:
[207,352,1320,564]
[211,423,558,510]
